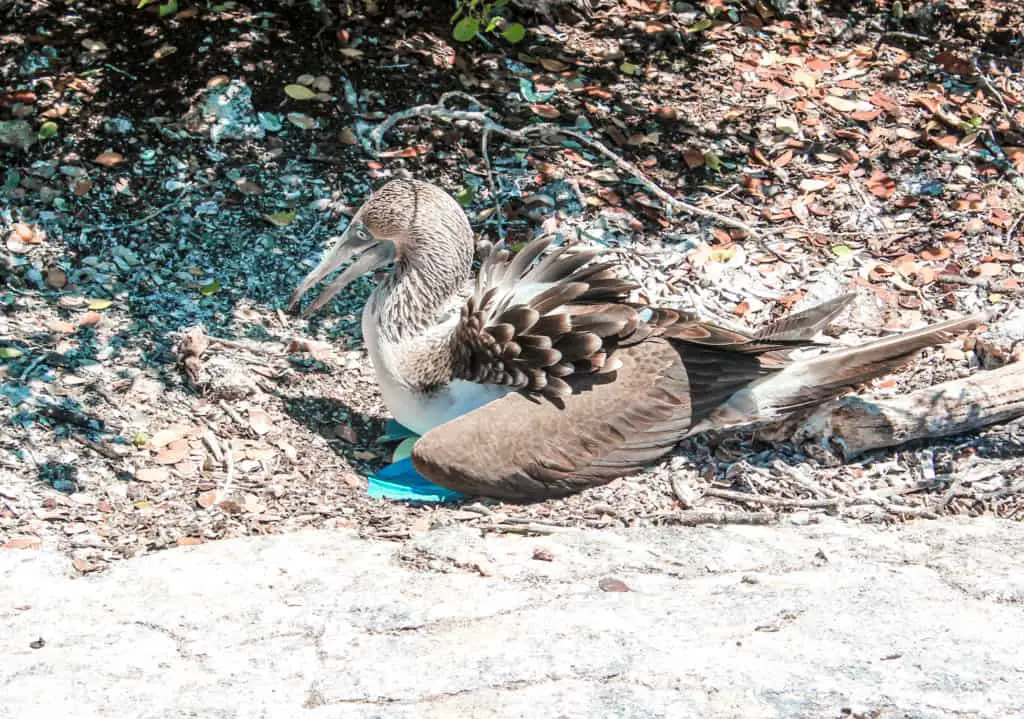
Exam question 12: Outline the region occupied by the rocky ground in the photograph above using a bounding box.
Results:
[3,516,1023,718]
[1,0,1023,573]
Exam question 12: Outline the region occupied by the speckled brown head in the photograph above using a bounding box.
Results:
[287,179,473,317]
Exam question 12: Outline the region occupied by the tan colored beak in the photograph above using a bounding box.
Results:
[287,225,395,318]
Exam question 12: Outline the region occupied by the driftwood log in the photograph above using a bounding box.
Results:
[790,361,1024,460]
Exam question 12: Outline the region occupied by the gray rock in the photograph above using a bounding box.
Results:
[2,517,1022,718]
[182,79,265,144]
[0,120,36,152]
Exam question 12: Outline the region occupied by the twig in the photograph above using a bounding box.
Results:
[552,126,758,236]
[202,429,224,465]
[219,437,234,502]
[18,354,47,381]
[91,189,189,231]
[103,63,140,82]
[34,401,117,431]
[972,55,1011,120]
[880,30,931,44]
[935,273,1019,292]
[72,434,123,460]
[484,521,573,535]
[674,509,777,526]
[217,399,247,428]
[704,487,844,509]
[369,92,759,237]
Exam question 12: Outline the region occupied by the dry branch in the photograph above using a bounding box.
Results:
[792,361,1024,460]
[368,92,758,237]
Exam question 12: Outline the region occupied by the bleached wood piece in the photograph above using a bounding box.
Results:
[791,361,1024,459]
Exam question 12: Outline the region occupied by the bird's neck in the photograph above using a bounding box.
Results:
[370,250,470,343]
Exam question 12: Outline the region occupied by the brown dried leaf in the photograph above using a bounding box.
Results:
[248,409,273,436]
[94,151,124,167]
[153,439,190,465]
[46,319,76,334]
[920,246,951,261]
[823,95,871,113]
[197,489,219,509]
[539,57,568,72]
[150,427,188,449]
[135,467,168,483]
[529,103,560,119]
[78,311,102,327]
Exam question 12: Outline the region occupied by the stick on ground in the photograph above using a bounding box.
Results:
[369,92,758,237]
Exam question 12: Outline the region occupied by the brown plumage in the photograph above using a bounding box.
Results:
[288,178,985,500]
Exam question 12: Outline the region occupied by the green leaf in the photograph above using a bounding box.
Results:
[133,432,148,447]
[501,22,526,44]
[263,210,296,227]
[0,347,23,360]
[88,298,112,310]
[831,244,853,258]
[686,17,713,33]
[200,280,222,296]
[137,0,155,7]
[452,16,480,42]
[485,16,501,32]
[455,186,474,206]
[158,0,177,16]
[284,84,317,100]
[620,62,640,75]
[38,121,59,140]
[704,153,722,172]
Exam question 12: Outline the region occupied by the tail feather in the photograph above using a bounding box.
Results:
[755,293,855,342]
[691,313,986,433]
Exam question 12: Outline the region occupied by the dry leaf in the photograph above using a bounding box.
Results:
[94,151,124,167]
[792,70,817,88]
[378,145,423,159]
[682,150,705,169]
[975,263,1003,277]
[529,104,560,119]
[45,267,67,289]
[248,408,273,436]
[46,319,76,334]
[799,179,829,192]
[920,247,951,261]
[823,95,871,113]
[78,311,102,327]
[539,57,568,72]
[150,427,188,449]
[135,467,168,483]
[153,439,190,465]
[286,112,317,130]
[197,489,219,509]
[334,423,359,443]
[4,537,42,549]
[775,116,799,135]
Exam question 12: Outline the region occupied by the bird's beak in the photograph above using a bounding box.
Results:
[286,223,396,318]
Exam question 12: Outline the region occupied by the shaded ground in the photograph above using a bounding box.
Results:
[1,0,1023,571]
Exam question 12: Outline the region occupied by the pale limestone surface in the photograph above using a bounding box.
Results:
[3,517,1023,719]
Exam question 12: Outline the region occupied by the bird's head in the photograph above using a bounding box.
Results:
[287,178,472,318]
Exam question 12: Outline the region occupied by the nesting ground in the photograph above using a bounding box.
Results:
[1,0,1023,572]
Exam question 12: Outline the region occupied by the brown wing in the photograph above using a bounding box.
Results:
[449,236,637,398]
[449,237,835,400]
[414,337,693,499]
